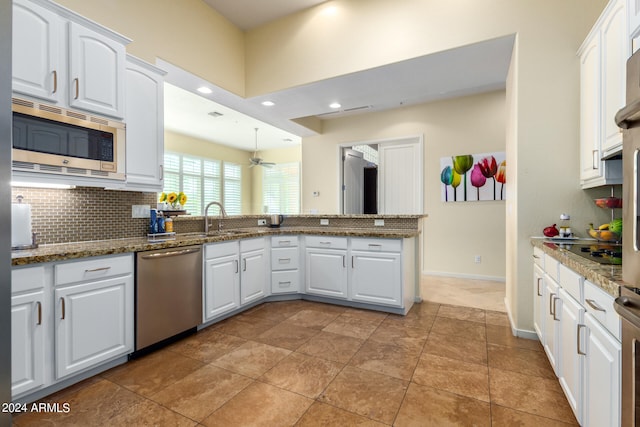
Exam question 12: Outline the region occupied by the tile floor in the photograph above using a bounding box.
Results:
[13,278,576,426]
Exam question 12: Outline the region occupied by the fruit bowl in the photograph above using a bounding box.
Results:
[587,228,621,242]
[594,197,622,209]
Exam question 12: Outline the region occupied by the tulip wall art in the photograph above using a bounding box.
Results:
[440,151,506,202]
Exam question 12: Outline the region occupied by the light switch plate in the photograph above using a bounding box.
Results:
[320,219,329,226]
[374,219,384,226]
[132,205,150,218]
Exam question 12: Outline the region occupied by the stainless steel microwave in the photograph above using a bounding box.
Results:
[11,97,125,180]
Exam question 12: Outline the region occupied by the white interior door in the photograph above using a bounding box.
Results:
[343,148,367,214]
[378,139,423,214]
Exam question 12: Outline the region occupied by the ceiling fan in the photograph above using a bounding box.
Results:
[249,127,275,168]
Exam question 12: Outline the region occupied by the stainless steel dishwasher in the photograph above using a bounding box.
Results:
[135,245,202,352]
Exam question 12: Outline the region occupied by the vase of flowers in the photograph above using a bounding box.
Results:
[159,191,187,210]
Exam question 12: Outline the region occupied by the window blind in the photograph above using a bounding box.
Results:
[223,162,242,215]
[262,162,300,214]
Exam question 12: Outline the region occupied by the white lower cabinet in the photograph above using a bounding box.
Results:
[533,247,545,341]
[204,238,267,322]
[533,248,621,427]
[54,275,133,379]
[558,288,584,424]
[11,254,133,401]
[271,236,300,294]
[11,267,47,397]
[305,247,348,299]
[583,312,621,427]
[350,250,401,306]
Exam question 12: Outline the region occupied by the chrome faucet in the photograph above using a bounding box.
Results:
[204,201,227,233]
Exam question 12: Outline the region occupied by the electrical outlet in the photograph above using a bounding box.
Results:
[132,205,150,218]
[258,219,266,226]
[374,219,384,227]
[474,255,482,264]
[320,219,329,226]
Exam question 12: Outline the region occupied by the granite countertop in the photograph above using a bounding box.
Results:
[12,226,421,266]
[530,238,623,297]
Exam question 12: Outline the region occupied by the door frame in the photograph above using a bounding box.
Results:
[337,135,423,214]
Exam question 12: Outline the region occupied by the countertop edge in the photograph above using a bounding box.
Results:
[530,238,622,297]
[12,227,421,266]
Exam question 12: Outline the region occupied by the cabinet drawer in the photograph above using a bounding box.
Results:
[305,235,347,250]
[271,247,300,271]
[351,238,401,252]
[12,265,46,293]
[559,264,583,302]
[271,270,300,294]
[533,247,544,268]
[271,235,298,247]
[584,280,620,341]
[55,254,133,286]
[205,241,238,259]
[544,254,559,282]
[240,237,265,252]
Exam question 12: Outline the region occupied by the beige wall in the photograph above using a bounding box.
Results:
[56,0,246,96]
[302,91,508,279]
[164,131,253,213]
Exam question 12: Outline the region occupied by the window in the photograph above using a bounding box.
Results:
[263,162,300,214]
[162,153,240,216]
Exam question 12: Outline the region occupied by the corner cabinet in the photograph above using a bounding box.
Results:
[578,0,626,188]
[123,55,166,192]
[12,0,130,119]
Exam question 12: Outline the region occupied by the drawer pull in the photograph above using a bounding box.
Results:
[368,244,382,248]
[319,241,331,245]
[537,278,542,297]
[60,297,66,320]
[577,324,587,356]
[278,240,291,245]
[85,266,111,273]
[36,301,42,325]
[278,281,292,287]
[278,258,291,263]
[585,299,606,312]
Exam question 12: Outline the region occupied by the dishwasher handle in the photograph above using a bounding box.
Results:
[140,247,201,259]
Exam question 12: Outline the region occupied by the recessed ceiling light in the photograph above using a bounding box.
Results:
[329,102,341,109]
[197,87,212,94]
[261,101,275,107]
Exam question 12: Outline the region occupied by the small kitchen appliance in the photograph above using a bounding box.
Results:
[270,214,284,227]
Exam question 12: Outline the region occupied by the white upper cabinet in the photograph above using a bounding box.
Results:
[12,0,130,119]
[68,22,126,118]
[629,0,640,52]
[579,0,626,188]
[124,55,166,191]
[12,0,62,104]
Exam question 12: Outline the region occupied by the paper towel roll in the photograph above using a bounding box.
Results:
[12,203,32,247]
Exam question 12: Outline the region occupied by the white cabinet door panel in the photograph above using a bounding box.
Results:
[55,275,133,379]
[350,251,401,307]
[204,254,240,321]
[543,275,561,376]
[558,288,584,424]
[241,249,266,305]
[11,290,45,397]
[533,264,545,341]
[305,249,348,299]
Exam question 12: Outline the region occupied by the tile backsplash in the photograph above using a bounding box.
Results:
[12,187,156,244]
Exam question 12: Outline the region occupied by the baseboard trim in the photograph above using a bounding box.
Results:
[503,296,539,341]
[422,270,506,282]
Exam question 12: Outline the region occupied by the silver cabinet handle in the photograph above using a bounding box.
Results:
[320,241,331,245]
[552,296,560,321]
[159,164,164,181]
[368,243,382,248]
[585,299,606,312]
[60,297,66,320]
[537,278,542,297]
[577,324,587,356]
[278,281,291,286]
[342,255,346,268]
[74,78,79,99]
[141,248,201,259]
[278,240,291,245]
[352,256,354,268]
[235,259,239,274]
[592,149,599,170]
[549,292,556,316]
[36,301,42,325]
[243,259,247,271]
[52,70,57,93]
[85,266,111,273]
[533,254,540,259]
[278,258,291,263]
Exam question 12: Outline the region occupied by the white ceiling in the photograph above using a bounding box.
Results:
[161,2,515,152]
[202,0,328,30]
